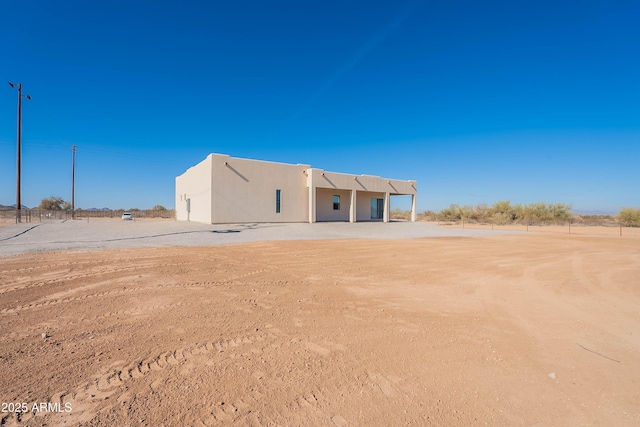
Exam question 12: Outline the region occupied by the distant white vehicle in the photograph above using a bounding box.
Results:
[122,212,133,221]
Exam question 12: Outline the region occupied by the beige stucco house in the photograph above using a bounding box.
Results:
[175,154,417,224]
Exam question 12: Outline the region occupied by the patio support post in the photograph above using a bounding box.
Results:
[411,193,417,222]
[350,189,356,223]
[307,169,316,223]
[383,192,390,223]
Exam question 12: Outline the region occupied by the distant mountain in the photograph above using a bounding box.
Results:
[573,209,617,216]
[85,207,112,211]
[3,204,30,209]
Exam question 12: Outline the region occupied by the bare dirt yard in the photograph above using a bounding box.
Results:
[1,233,639,426]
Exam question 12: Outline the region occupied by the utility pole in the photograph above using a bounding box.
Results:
[71,145,77,219]
[8,82,31,223]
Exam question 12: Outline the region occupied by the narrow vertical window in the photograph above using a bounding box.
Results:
[333,195,340,210]
[276,189,281,213]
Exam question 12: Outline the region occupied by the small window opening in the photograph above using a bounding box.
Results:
[333,195,340,210]
[276,189,281,213]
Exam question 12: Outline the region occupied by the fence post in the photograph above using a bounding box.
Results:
[568,221,571,234]
[620,225,622,237]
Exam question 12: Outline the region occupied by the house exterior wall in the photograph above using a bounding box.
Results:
[316,188,351,222]
[175,155,212,223]
[176,153,417,224]
[356,191,386,221]
[209,154,310,223]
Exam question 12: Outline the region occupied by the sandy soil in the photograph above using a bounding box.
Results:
[440,222,640,238]
[1,234,639,426]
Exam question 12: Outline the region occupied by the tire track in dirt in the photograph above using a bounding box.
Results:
[191,334,350,426]
[236,279,306,287]
[226,268,270,281]
[0,258,205,295]
[0,279,241,315]
[75,301,185,323]
[155,280,233,290]
[521,254,570,283]
[0,302,185,342]
[0,328,283,427]
[595,253,640,297]
[0,265,152,295]
[213,355,403,426]
[0,286,146,314]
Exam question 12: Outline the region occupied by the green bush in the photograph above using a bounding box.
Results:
[434,203,640,226]
[437,200,573,224]
[438,204,462,221]
[38,196,71,210]
[522,203,571,222]
[489,201,518,223]
[618,208,640,227]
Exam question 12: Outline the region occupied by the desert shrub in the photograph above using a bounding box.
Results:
[458,205,476,221]
[581,215,615,226]
[546,203,572,222]
[490,211,513,225]
[437,200,573,224]
[570,214,584,224]
[512,204,525,221]
[524,202,550,222]
[618,208,640,227]
[489,201,518,223]
[421,210,438,221]
[38,196,71,210]
[474,203,489,222]
[390,208,411,220]
[438,204,462,221]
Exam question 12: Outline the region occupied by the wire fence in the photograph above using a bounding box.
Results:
[435,219,640,237]
[0,209,175,224]
[1,209,637,237]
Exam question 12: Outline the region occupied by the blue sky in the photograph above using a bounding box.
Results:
[1,0,638,213]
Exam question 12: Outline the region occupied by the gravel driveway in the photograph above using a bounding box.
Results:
[0,219,518,256]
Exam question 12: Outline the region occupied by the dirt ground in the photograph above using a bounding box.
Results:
[1,233,639,426]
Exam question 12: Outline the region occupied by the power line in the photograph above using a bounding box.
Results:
[8,82,31,223]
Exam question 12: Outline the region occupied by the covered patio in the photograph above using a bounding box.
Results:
[306,168,417,223]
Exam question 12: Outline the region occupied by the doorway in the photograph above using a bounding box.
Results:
[371,198,384,220]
